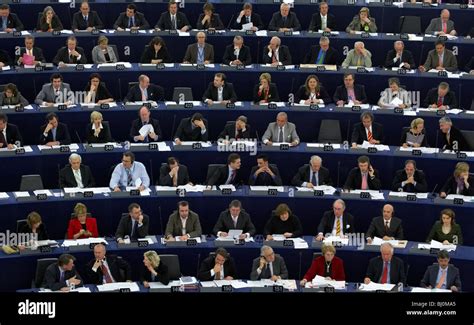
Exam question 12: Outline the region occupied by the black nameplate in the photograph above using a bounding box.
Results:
[39,245,52,253]
[361,32,369,38]
[52,30,61,36]
[236,64,245,70]
[309,104,319,111]
[280,144,289,151]
[75,64,84,71]
[130,29,138,34]
[429,248,440,255]
[104,144,114,151]
[156,63,165,70]
[15,106,24,112]
[192,142,202,149]
[412,149,422,156]
[137,240,149,248]
[456,152,467,159]
[119,288,131,293]
[394,107,403,114]
[176,188,186,196]
[268,103,277,109]
[59,146,70,153]
[316,65,326,72]
[368,147,378,154]
[436,110,446,116]
[324,286,335,293]
[267,189,278,196]
[36,193,47,201]
[83,191,94,198]
[15,148,25,155]
[100,103,109,109]
[437,35,447,42]
[91,29,100,35]
[115,64,125,70]
[196,64,205,70]
[357,67,366,73]
[453,198,464,205]
[184,102,193,108]
[314,190,324,197]
[399,33,408,40]
[332,241,343,248]
[35,65,44,72]
[89,242,98,249]
[148,143,158,150]
[282,239,294,247]
[375,289,387,293]
[323,145,334,152]
[143,102,152,109]
[171,286,181,292]
[57,104,67,111]
[273,285,284,293]
[284,31,293,36]
[221,188,232,195]
[276,65,285,71]
[406,194,417,202]
[460,3,468,9]
[322,31,331,37]
[13,31,21,37]
[351,105,361,112]
[169,29,178,35]
[438,70,447,77]
[347,0,356,4]
[186,238,197,246]
[360,192,370,199]
[397,68,407,75]
[226,102,235,109]
[245,30,254,35]
[221,285,233,292]
[130,189,140,196]
[206,29,216,35]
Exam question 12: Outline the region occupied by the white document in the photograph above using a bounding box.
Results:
[97,282,140,292]
[388,191,428,199]
[242,22,253,31]
[60,30,74,34]
[175,237,201,243]
[200,281,218,288]
[219,184,236,191]
[359,282,395,291]
[398,146,438,154]
[62,237,108,247]
[390,97,404,107]
[411,287,451,293]
[249,186,285,192]
[89,142,121,148]
[174,141,212,147]
[13,191,30,198]
[82,102,117,109]
[311,275,346,289]
[368,237,402,247]
[430,240,456,252]
[446,109,463,115]
[97,62,132,69]
[306,143,341,149]
[0,192,9,200]
[271,142,291,147]
[255,30,268,37]
[177,31,190,36]
[70,287,91,293]
[179,277,198,285]
[445,194,473,201]
[228,229,243,238]
[148,280,180,289]
[36,240,58,247]
[1,66,11,71]
[360,141,390,151]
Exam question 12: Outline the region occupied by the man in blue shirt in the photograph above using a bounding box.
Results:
[109,151,150,192]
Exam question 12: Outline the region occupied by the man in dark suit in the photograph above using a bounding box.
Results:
[351,111,385,147]
[39,112,71,146]
[333,73,368,106]
[366,204,404,243]
[213,200,256,239]
[113,4,150,30]
[129,105,162,142]
[438,116,469,151]
[316,199,355,240]
[218,115,251,140]
[174,113,209,144]
[292,155,332,188]
[71,1,104,31]
[197,248,238,281]
[344,155,381,191]
[233,3,264,31]
[0,4,24,32]
[423,82,458,109]
[52,36,87,66]
[364,243,406,285]
[391,160,428,192]
[303,36,339,65]
[250,246,288,280]
[124,74,164,103]
[262,36,292,66]
[207,153,243,186]
[308,2,336,32]
[202,73,238,105]
[421,250,461,292]
[155,1,191,31]
[15,35,46,66]
[59,153,95,188]
[248,154,282,186]
[115,203,150,242]
[86,244,132,284]
[384,41,416,69]
[268,3,301,31]
[164,200,202,240]
[158,157,190,186]
[222,35,252,66]
[183,32,214,64]
[0,113,23,148]
[42,254,83,291]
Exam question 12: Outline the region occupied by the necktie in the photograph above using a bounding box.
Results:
[436,269,446,289]
[246,16,250,24]
[69,53,74,63]
[101,263,113,283]
[171,15,176,29]
[59,270,65,283]
[316,50,326,64]
[28,49,32,56]
[321,16,327,30]
[437,97,443,107]
[52,128,57,141]
[131,220,138,239]
[264,264,272,278]
[384,221,389,235]
[0,130,6,148]
[367,129,373,142]
[361,173,368,190]
[381,262,388,284]
[272,50,278,64]
[229,169,236,184]
[336,217,341,236]
[282,16,287,27]
[126,168,133,186]
[55,89,60,101]
[141,89,147,101]
[84,16,88,24]
[218,87,223,102]
[128,17,134,28]
[311,172,318,186]
[278,127,283,142]
[442,21,447,33]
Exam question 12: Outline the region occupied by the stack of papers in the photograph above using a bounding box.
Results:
[350,190,385,200]
[310,275,346,289]
[358,282,395,291]
[360,141,390,151]
[38,144,80,151]
[418,240,456,252]
[445,194,474,202]
[179,277,198,285]
[296,185,337,195]
[97,62,132,69]
[131,142,171,151]
[249,186,285,192]
[96,282,140,292]
[174,141,212,147]
[398,147,439,154]
[61,238,108,247]
[37,240,59,247]
[82,102,118,108]
[368,237,408,248]
[388,191,429,199]
[411,287,451,293]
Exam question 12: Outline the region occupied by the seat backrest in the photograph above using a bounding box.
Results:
[34,258,58,288]
[312,252,322,260]
[16,219,27,233]
[172,87,193,102]
[461,130,474,151]
[159,254,181,280]
[318,119,342,144]
[128,82,138,90]
[20,175,44,191]
[399,16,421,34]
[206,164,225,184]
[470,99,474,111]
[102,120,113,142]
[109,44,120,61]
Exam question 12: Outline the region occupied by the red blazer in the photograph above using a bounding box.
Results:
[67,217,99,239]
[303,256,345,281]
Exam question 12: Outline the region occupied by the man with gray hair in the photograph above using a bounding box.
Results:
[268,3,301,32]
[425,9,456,36]
[183,31,214,64]
[304,36,339,65]
[342,41,372,68]
[384,41,415,69]
[59,153,95,188]
[262,36,292,66]
[364,242,406,285]
[222,35,252,66]
[422,82,457,109]
[316,199,355,241]
[250,245,288,281]
[437,116,469,151]
[292,155,332,188]
[262,112,299,146]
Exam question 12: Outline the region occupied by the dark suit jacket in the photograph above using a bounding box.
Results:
[262,45,292,65]
[84,83,113,103]
[202,82,238,103]
[303,45,339,65]
[3,123,23,146]
[42,264,83,290]
[52,46,87,65]
[384,49,416,69]
[366,216,404,240]
[18,223,48,241]
[207,165,243,186]
[174,117,209,142]
[317,210,355,235]
[421,264,461,291]
[36,15,63,32]
[351,122,385,145]
[218,122,251,140]
[196,13,224,30]
[250,254,288,280]
[86,122,113,144]
[165,210,201,238]
[438,126,469,151]
[423,88,458,108]
[253,83,280,103]
[248,165,282,186]
[115,214,150,240]
[155,11,190,30]
[140,263,169,285]
[213,209,256,236]
[308,13,336,31]
[268,12,301,31]
[129,118,162,142]
[344,167,382,190]
[86,255,131,284]
[71,11,104,30]
[392,169,428,193]
[124,84,165,102]
[233,13,264,30]
[139,45,172,63]
[198,255,238,281]
[303,256,345,281]
[15,47,46,66]
[1,13,24,31]
[39,122,71,145]
[222,44,252,66]
[366,256,406,285]
[333,84,368,104]
[113,12,150,29]
[183,43,214,63]
[158,163,190,186]
[291,165,332,187]
[59,164,96,188]
[465,56,474,72]
[0,50,12,66]
[294,85,331,104]
[440,175,474,196]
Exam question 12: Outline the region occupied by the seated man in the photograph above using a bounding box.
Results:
[202,73,238,105]
[155,1,191,31]
[364,243,406,285]
[291,155,332,188]
[392,160,427,193]
[86,244,132,284]
[53,36,87,66]
[366,204,404,243]
[425,9,457,36]
[222,35,252,66]
[0,113,23,149]
[124,74,165,103]
[419,40,458,72]
[233,2,264,31]
[35,73,73,107]
[308,2,336,32]
[109,151,150,192]
[174,113,209,145]
[303,36,339,65]
[71,1,104,31]
[39,112,71,146]
[268,3,301,32]
[377,77,411,109]
[158,157,190,186]
[333,73,367,106]
[343,155,381,191]
[351,111,384,147]
[262,112,300,146]
[15,35,46,66]
[262,36,292,66]
[384,41,415,70]
[420,250,461,292]
[248,154,282,186]
[207,153,243,186]
[113,4,150,31]
[250,246,288,281]
[42,254,83,291]
[164,200,202,241]
[0,4,24,32]
[183,32,214,64]
[197,248,237,281]
[115,203,149,242]
[422,82,458,109]
[218,115,251,141]
[438,117,469,152]
[129,105,162,142]
[316,199,355,241]
[59,153,95,188]
[213,200,256,239]
[342,41,372,68]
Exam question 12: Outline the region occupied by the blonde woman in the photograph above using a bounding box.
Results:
[18,211,49,240]
[86,110,113,144]
[401,118,427,148]
[253,73,280,104]
[141,251,169,287]
[67,203,99,239]
[440,162,474,198]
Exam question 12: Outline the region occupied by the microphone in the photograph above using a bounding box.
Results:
[57,163,61,190]
[256,40,261,64]
[75,130,83,145]
[418,43,425,70]
[118,78,123,102]
[159,206,164,236]
[149,158,154,186]
[435,129,440,150]
[226,14,235,31]
[170,114,177,140]
[255,130,261,144]
[346,119,351,142]
[336,161,341,189]
[429,183,439,199]
[196,252,201,277]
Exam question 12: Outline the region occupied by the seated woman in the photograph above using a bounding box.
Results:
[378,77,411,109]
[18,211,48,240]
[86,111,113,144]
[440,162,474,198]
[91,36,118,64]
[140,36,172,64]
[67,203,99,239]
[345,7,377,33]
[253,73,280,104]
[196,2,224,30]
[264,203,303,240]
[36,6,63,32]
[426,208,463,245]
[0,83,28,106]
[83,73,114,105]
[300,244,345,286]
[400,118,428,148]
[141,250,170,287]
[295,75,331,105]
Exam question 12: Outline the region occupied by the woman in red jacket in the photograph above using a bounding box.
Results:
[300,244,345,286]
[67,202,99,239]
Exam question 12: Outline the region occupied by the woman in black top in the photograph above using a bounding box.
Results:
[401,118,428,148]
[83,73,114,104]
[196,2,224,30]
[264,203,303,240]
[140,37,172,64]
[141,251,170,286]
[18,211,48,241]
[36,6,63,32]
[295,75,331,105]
[440,162,474,198]
[253,73,280,104]
[85,111,113,144]
[426,208,463,245]
[0,83,28,106]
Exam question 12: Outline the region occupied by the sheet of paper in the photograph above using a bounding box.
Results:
[97,282,140,292]
[359,282,395,291]
[175,237,201,243]
[219,184,236,191]
[174,141,212,147]
[249,186,285,192]
[323,236,349,245]
[148,280,180,289]
[33,190,53,196]
[0,192,9,200]
[306,143,341,149]
[255,30,267,37]
[200,281,218,288]
[242,22,253,31]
